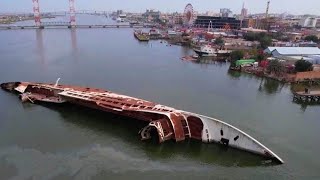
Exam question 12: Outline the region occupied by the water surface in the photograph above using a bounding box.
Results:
[0,15,319,180]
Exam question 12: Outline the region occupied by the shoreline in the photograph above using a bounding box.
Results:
[0,16,56,25]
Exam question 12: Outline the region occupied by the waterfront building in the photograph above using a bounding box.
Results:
[194,16,240,29]
[299,17,319,28]
[264,47,320,58]
[143,9,161,21]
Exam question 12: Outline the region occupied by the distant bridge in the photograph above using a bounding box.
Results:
[41,22,70,26]
[0,24,149,30]
[8,10,112,17]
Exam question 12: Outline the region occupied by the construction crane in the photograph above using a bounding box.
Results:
[265,0,270,19]
[265,0,271,31]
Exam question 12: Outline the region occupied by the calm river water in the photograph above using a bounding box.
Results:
[0,15,319,180]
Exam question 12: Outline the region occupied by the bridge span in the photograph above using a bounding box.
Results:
[0,24,149,30]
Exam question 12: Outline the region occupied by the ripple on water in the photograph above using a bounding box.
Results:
[0,145,216,180]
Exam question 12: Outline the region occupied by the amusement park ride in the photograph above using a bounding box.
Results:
[183,3,232,31]
[184,3,196,26]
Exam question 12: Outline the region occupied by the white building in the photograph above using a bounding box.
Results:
[264,47,320,57]
[299,17,319,28]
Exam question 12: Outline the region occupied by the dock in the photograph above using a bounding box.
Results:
[293,90,320,103]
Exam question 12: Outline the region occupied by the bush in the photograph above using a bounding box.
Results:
[229,50,244,67]
[304,35,319,43]
[295,60,313,72]
[215,37,224,46]
[243,32,272,49]
[267,60,286,76]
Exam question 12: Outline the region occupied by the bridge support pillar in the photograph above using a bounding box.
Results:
[69,0,76,27]
[32,0,41,26]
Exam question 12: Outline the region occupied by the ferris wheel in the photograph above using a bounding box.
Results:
[184,3,195,25]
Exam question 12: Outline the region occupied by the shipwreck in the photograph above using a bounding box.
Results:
[1,81,284,163]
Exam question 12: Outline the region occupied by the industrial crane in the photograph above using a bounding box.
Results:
[265,1,271,31]
[265,0,270,19]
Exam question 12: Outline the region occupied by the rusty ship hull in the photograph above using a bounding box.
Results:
[1,81,284,163]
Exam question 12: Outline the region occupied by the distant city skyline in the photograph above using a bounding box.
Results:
[1,0,320,15]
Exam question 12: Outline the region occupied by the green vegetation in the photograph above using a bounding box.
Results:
[271,31,289,42]
[214,37,224,46]
[304,35,319,43]
[229,50,244,67]
[266,60,286,76]
[243,32,272,49]
[294,60,313,72]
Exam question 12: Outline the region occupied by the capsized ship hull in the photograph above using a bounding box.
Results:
[1,81,284,163]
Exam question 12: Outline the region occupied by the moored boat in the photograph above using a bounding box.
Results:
[1,81,284,164]
[193,45,217,57]
[134,30,150,41]
[194,45,232,57]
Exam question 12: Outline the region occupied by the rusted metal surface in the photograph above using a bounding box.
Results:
[1,81,284,163]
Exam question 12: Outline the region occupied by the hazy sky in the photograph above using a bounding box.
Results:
[1,0,319,15]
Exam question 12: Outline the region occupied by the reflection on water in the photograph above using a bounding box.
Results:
[227,70,242,79]
[192,58,227,69]
[70,29,78,61]
[38,103,278,167]
[293,99,320,112]
[258,78,286,95]
[227,70,287,95]
[36,29,46,67]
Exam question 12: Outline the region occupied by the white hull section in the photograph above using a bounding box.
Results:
[185,112,284,163]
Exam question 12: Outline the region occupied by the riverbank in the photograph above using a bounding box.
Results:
[0,15,55,24]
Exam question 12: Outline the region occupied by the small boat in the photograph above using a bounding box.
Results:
[193,45,218,57]
[116,17,123,23]
[1,81,284,164]
[167,30,177,36]
[192,54,199,58]
[129,20,139,25]
[194,45,232,57]
[134,30,150,41]
[149,28,162,39]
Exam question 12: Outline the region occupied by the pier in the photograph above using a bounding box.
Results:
[293,90,320,103]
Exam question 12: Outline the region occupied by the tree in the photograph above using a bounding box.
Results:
[255,50,267,62]
[243,32,272,49]
[304,35,319,43]
[259,35,272,49]
[229,50,244,67]
[215,37,224,46]
[256,53,266,62]
[295,60,313,72]
[267,60,286,76]
[243,32,257,41]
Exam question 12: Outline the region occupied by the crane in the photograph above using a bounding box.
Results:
[265,0,270,19]
[265,1,270,31]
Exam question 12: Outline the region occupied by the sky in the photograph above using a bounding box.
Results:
[1,0,319,15]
